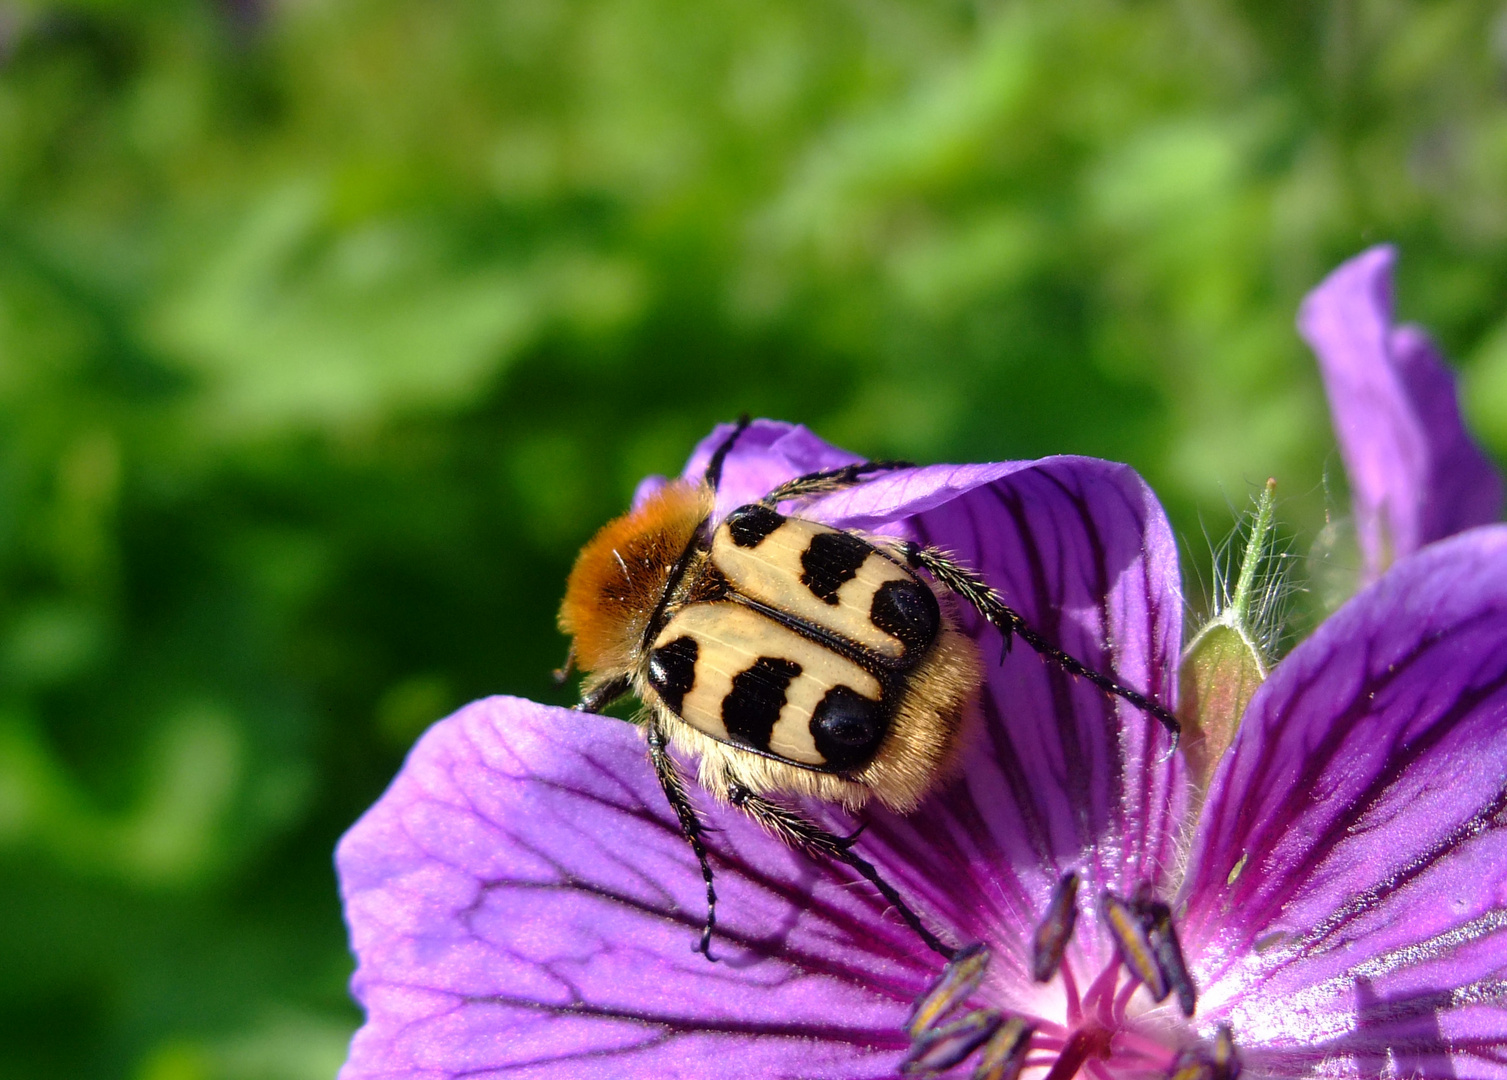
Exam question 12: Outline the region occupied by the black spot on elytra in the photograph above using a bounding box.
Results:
[870,578,940,654]
[725,503,785,548]
[647,636,698,714]
[800,531,872,604]
[811,685,885,769]
[722,656,801,750]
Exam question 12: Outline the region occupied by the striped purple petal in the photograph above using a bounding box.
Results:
[692,424,1187,992]
[337,696,934,1080]
[685,419,863,516]
[1299,246,1503,583]
[336,424,1190,1079]
[1181,526,1507,1078]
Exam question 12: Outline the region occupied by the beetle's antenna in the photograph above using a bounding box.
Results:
[703,414,752,492]
[552,644,576,685]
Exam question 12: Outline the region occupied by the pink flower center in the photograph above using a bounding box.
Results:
[903,877,1238,1080]
[1030,952,1182,1080]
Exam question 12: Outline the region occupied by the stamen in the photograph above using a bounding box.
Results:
[1059,954,1083,1024]
[1079,951,1125,1027]
[1212,1024,1241,1080]
[1131,889,1197,1018]
[1110,970,1140,1022]
[1164,1024,1241,1080]
[1100,887,1199,1017]
[907,943,991,1039]
[1033,872,1081,982]
[1165,1056,1214,1080]
[1114,1026,1184,1064]
[972,1015,1034,1080]
[902,887,1215,1080]
[1099,893,1167,1001]
[903,1010,1003,1075]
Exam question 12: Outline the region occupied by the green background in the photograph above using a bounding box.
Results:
[2,1,1506,1077]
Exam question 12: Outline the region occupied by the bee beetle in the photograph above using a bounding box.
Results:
[558,419,1179,961]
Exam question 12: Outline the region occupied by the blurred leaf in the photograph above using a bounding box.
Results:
[151,181,544,433]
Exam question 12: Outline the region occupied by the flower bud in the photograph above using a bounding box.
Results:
[1180,480,1278,790]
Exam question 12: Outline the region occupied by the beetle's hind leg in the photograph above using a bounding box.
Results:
[761,459,915,506]
[899,542,1182,743]
[723,777,957,962]
[645,719,720,961]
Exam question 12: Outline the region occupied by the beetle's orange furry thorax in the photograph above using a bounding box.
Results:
[559,481,713,677]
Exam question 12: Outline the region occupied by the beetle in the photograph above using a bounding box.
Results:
[557,418,1180,961]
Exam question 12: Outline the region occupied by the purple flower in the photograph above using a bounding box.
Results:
[1299,245,1503,584]
[337,404,1507,1078]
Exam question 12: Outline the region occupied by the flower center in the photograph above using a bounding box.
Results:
[903,875,1240,1080]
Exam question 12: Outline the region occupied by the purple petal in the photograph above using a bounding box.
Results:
[1299,246,1503,582]
[339,425,1191,1078]
[702,423,1187,990]
[682,420,863,516]
[1182,526,1507,1077]
[630,474,669,509]
[337,696,937,1080]
[1389,325,1504,544]
[836,460,1186,991]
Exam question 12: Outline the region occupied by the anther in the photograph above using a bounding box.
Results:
[1032,872,1080,982]
[907,943,990,1039]
[1131,887,1197,1018]
[972,1014,1034,1080]
[1100,892,1167,1000]
[1165,1024,1240,1080]
[1212,1024,1240,1078]
[1165,1052,1214,1080]
[1101,887,1199,1017]
[902,1010,1003,1076]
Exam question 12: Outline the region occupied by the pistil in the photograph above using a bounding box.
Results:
[1042,1027,1114,1080]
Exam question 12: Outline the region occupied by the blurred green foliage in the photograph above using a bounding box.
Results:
[1,1,1505,1076]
